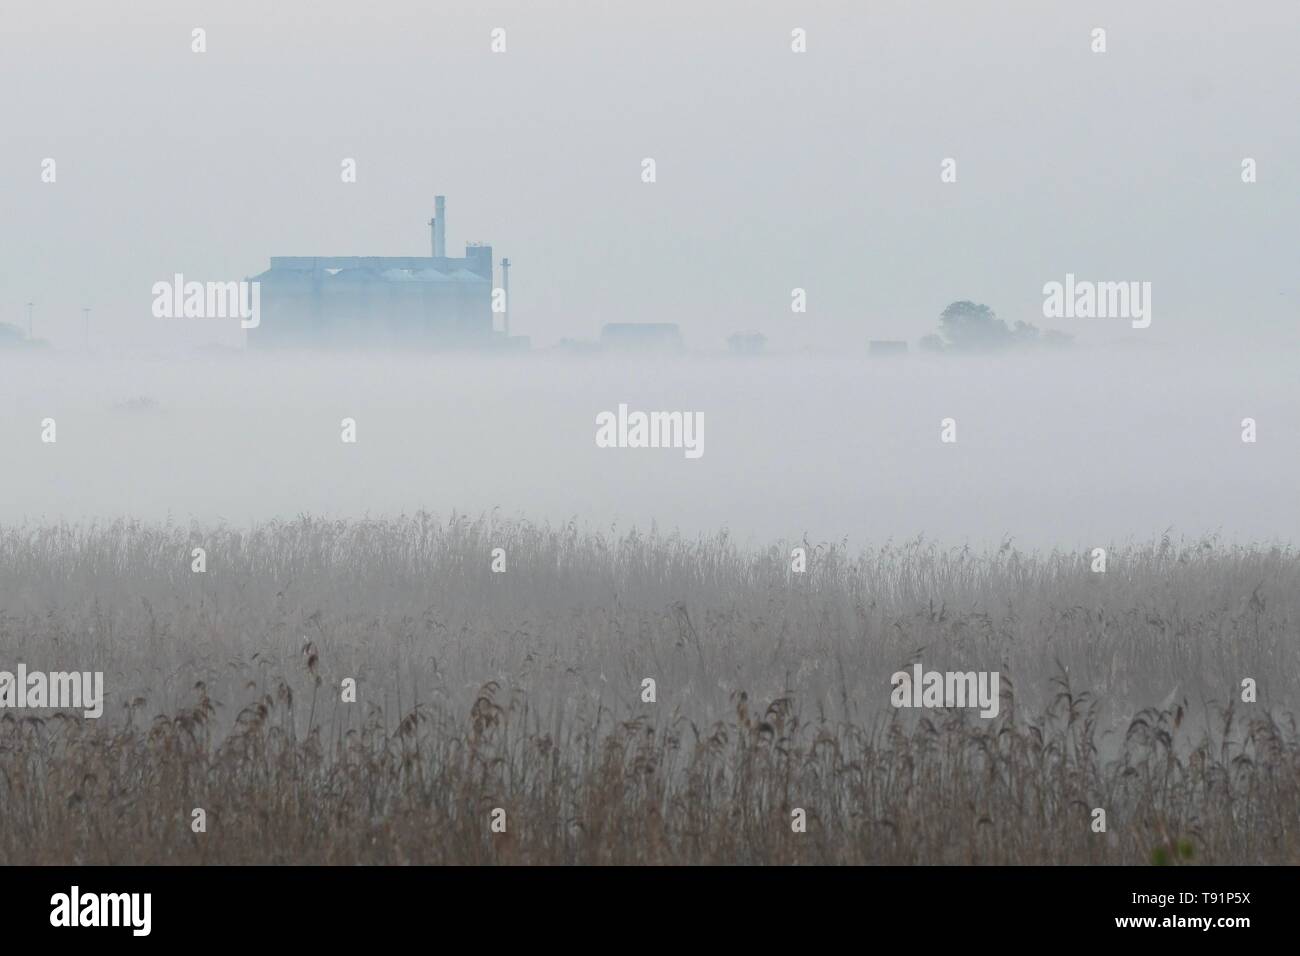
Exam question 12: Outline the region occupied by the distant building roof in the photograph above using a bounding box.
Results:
[445,268,490,282]
[411,268,453,281]
[600,322,684,351]
[251,264,486,284]
[727,331,767,354]
[332,267,381,281]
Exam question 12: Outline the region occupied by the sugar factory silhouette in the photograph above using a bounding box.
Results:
[247,196,523,350]
[242,196,729,355]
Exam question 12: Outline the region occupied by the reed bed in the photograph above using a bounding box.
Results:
[1,514,1297,864]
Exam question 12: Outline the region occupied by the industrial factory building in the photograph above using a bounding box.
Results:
[599,323,684,352]
[247,197,508,348]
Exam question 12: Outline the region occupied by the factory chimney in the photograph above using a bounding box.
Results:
[433,196,446,258]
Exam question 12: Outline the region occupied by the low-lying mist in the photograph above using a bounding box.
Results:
[1,346,1295,551]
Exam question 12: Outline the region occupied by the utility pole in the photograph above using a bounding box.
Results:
[501,257,510,339]
[25,301,33,340]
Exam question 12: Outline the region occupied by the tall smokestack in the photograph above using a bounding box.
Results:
[434,196,446,257]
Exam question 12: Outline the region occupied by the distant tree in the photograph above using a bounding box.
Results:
[937,301,1013,351]
[923,301,1071,353]
[1011,320,1039,346]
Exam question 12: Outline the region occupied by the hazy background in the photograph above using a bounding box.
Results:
[2,0,1297,350]
[1,1,1296,549]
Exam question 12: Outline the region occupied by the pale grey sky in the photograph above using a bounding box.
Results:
[2,0,1297,350]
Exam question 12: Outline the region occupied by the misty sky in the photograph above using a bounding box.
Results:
[2,0,1298,351]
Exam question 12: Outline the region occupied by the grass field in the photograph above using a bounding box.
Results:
[1,514,1297,864]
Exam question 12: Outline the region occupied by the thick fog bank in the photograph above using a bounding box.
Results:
[1,347,1295,551]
